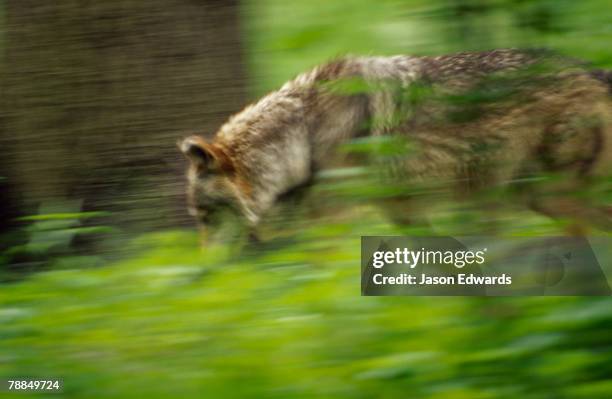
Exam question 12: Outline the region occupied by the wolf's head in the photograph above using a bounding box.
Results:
[178,135,249,234]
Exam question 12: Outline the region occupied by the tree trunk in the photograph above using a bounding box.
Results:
[1,0,248,232]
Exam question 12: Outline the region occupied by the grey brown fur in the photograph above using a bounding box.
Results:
[180,49,612,233]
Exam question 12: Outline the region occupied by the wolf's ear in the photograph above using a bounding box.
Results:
[179,136,216,168]
[179,136,235,174]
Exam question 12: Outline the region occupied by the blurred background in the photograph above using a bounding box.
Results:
[1,0,612,397]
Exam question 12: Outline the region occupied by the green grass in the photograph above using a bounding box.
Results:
[1,226,611,398]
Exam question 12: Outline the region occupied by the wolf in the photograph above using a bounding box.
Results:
[179,49,612,240]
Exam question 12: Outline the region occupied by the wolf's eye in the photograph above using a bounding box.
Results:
[189,206,212,224]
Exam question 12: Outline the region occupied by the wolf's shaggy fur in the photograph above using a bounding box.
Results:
[180,49,612,231]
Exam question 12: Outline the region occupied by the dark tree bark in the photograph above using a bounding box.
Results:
[1,0,248,233]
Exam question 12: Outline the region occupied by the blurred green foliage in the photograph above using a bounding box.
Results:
[1,228,612,398]
[0,209,113,281]
[2,0,612,397]
[243,0,612,94]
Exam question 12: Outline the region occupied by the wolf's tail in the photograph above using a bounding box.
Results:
[590,69,612,94]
